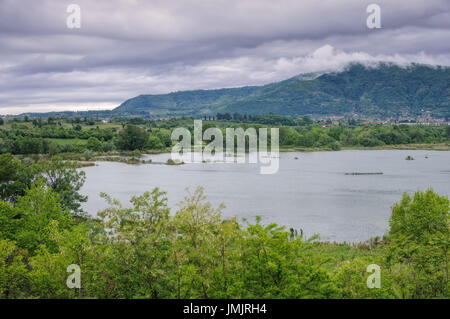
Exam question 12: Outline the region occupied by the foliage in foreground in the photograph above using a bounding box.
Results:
[0,168,448,298]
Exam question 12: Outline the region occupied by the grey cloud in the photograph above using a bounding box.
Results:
[0,0,449,114]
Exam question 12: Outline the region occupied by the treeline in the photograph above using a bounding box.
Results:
[0,123,172,155]
[215,113,314,126]
[1,116,449,155]
[277,124,450,149]
[0,154,448,298]
[190,122,449,150]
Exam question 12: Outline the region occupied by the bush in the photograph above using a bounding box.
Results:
[83,150,94,161]
[146,135,164,150]
[388,189,450,298]
[116,125,149,151]
[0,240,29,298]
[330,141,341,151]
[87,137,102,152]
[101,142,115,152]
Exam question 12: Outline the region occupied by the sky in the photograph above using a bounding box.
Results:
[0,0,449,114]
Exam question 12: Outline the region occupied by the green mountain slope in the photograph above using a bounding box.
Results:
[112,62,450,118]
[115,86,262,117]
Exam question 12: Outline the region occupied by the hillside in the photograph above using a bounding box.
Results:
[115,86,262,117]
[113,63,450,119]
[15,63,449,119]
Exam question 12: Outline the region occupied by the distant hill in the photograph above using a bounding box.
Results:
[114,63,450,118]
[19,63,450,119]
[115,85,262,117]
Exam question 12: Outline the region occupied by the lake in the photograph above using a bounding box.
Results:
[80,150,450,243]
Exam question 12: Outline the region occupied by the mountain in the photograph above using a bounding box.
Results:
[114,63,450,118]
[115,86,262,117]
[113,63,450,119]
[16,63,450,119]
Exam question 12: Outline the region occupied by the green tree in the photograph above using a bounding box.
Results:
[0,201,19,241]
[333,257,394,298]
[28,221,100,298]
[330,141,341,151]
[97,188,174,298]
[14,181,72,255]
[146,135,164,149]
[86,137,102,152]
[173,187,225,298]
[239,219,336,298]
[0,239,29,298]
[116,125,149,151]
[0,153,35,202]
[279,127,299,145]
[388,189,450,298]
[101,141,115,152]
[38,157,87,214]
[156,130,173,147]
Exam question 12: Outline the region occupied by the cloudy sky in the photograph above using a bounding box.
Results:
[0,0,449,114]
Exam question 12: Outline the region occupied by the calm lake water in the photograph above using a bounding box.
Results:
[80,150,450,243]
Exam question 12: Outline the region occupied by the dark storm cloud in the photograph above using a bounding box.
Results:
[0,0,449,114]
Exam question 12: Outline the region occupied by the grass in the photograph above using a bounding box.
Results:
[80,123,122,131]
[0,121,34,129]
[48,138,87,145]
[94,156,152,165]
[306,241,387,271]
[167,158,184,165]
[356,142,450,151]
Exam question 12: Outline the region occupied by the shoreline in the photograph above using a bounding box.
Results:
[279,142,450,152]
[13,143,450,166]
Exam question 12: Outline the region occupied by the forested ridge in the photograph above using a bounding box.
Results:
[113,63,450,118]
